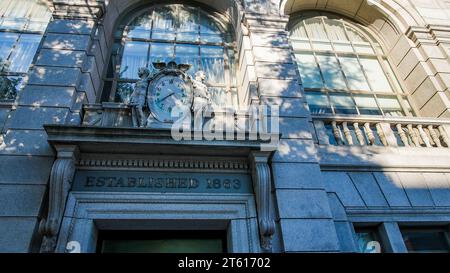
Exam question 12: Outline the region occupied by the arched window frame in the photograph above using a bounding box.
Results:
[289,11,415,117]
[0,0,52,101]
[102,3,238,107]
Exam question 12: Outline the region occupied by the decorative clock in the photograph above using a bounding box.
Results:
[146,62,193,125]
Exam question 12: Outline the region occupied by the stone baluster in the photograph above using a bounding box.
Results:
[342,122,354,145]
[376,123,388,146]
[396,124,410,147]
[407,124,420,147]
[364,123,376,145]
[429,126,443,147]
[438,126,450,147]
[417,125,432,147]
[353,123,365,145]
[331,121,343,145]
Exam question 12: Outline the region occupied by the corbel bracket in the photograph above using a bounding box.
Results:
[249,151,275,252]
[39,145,79,253]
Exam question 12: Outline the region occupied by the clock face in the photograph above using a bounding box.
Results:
[149,73,192,123]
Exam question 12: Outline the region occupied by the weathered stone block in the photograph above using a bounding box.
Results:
[0,185,46,216]
[276,189,333,219]
[373,172,411,207]
[0,217,37,253]
[280,219,340,252]
[348,172,389,207]
[322,172,365,208]
[272,163,326,189]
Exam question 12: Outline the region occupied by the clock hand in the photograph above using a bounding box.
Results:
[159,92,175,102]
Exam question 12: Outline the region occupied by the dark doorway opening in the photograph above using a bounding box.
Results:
[97,230,227,253]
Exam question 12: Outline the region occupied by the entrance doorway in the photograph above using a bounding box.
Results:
[97,230,227,253]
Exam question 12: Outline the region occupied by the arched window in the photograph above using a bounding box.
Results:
[290,12,413,117]
[0,0,52,101]
[104,4,237,107]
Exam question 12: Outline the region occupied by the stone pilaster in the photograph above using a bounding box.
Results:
[244,13,340,252]
[0,0,103,252]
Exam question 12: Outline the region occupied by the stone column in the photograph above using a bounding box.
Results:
[243,8,340,252]
[0,0,104,252]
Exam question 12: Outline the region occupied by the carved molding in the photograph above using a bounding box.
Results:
[78,158,250,171]
[249,151,275,252]
[39,145,79,253]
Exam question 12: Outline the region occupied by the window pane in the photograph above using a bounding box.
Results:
[127,14,152,39]
[200,14,222,43]
[295,53,323,89]
[8,34,41,73]
[290,22,308,39]
[304,18,328,40]
[305,92,332,115]
[0,32,18,62]
[175,44,198,76]
[115,82,136,103]
[339,56,370,91]
[201,45,224,84]
[316,54,347,90]
[120,41,149,79]
[291,40,311,51]
[354,95,381,115]
[330,93,358,115]
[402,230,450,253]
[346,27,368,43]
[324,20,348,41]
[177,8,199,42]
[152,7,176,40]
[0,76,23,100]
[149,42,174,65]
[360,57,392,92]
[378,96,404,116]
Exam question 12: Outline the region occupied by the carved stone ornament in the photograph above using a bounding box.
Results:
[249,151,276,252]
[39,145,79,253]
[128,61,213,129]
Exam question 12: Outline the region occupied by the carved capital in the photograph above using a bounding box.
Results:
[249,151,275,252]
[39,145,79,253]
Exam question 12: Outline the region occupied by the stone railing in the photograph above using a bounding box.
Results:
[313,116,450,148]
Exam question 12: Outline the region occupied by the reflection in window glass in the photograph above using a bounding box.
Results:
[360,57,392,92]
[330,93,358,115]
[8,34,41,73]
[316,54,347,90]
[0,0,51,101]
[295,53,323,89]
[354,95,381,115]
[402,228,450,253]
[201,46,225,84]
[339,55,370,91]
[290,13,411,117]
[149,43,174,65]
[305,93,332,115]
[107,4,235,106]
[120,42,149,80]
[378,97,404,116]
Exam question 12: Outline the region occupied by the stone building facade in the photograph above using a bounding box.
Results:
[1,0,450,253]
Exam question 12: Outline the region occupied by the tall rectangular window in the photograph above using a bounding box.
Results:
[401,227,450,253]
